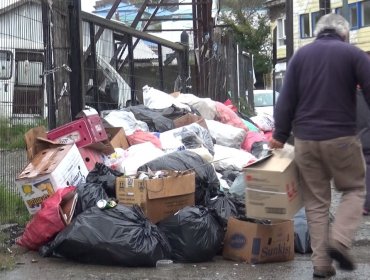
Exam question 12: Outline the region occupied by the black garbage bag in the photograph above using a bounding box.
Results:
[40,205,171,267]
[294,207,312,254]
[173,123,215,156]
[125,104,174,132]
[228,193,246,218]
[138,150,219,205]
[157,206,224,263]
[206,193,238,229]
[86,162,123,197]
[73,183,108,217]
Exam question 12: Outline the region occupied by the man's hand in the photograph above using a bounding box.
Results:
[269,138,284,149]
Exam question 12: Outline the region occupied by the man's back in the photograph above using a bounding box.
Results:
[274,32,370,141]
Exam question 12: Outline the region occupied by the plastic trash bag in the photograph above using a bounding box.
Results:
[73,183,108,217]
[86,163,123,197]
[17,186,76,251]
[206,193,238,228]
[40,205,171,267]
[294,207,312,254]
[157,206,224,262]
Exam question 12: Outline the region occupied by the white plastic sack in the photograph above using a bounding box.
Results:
[188,147,214,163]
[143,85,191,111]
[104,142,164,175]
[159,131,185,153]
[173,93,217,120]
[104,110,149,136]
[212,144,256,171]
[205,120,246,149]
[250,113,275,132]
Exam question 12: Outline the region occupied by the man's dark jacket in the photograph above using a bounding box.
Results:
[273,31,370,143]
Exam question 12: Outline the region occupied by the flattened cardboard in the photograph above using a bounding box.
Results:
[16,144,88,215]
[116,171,195,223]
[244,145,302,220]
[59,191,78,225]
[223,217,294,264]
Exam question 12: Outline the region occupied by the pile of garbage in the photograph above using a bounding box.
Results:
[14,86,311,267]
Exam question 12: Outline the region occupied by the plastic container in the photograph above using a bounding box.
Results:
[156,259,173,269]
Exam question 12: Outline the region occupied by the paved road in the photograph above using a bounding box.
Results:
[1,244,370,280]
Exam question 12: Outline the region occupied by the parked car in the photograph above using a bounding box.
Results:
[253,89,280,116]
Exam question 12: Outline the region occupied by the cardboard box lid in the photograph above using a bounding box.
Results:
[17,144,75,180]
[24,126,63,161]
[245,145,294,172]
[146,171,195,200]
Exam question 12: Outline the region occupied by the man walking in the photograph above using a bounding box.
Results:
[269,13,370,278]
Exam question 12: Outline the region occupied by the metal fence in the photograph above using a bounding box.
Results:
[0,0,187,247]
[0,0,253,249]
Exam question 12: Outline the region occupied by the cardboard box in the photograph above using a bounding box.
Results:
[46,108,110,153]
[24,126,63,161]
[105,127,129,150]
[16,144,88,215]
[223,217,294,264]
[173,113,208,129]
[244,145,302,220]
[116,171,195,223]
[78,147,103,171]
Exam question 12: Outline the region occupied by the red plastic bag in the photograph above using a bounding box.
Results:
[17,186,76,251]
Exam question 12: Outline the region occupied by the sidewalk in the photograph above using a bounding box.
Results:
[330,188,370,244]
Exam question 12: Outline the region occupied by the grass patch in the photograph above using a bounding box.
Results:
[0,118,47,150]
[0,251,16,271]
[0,186,30,227]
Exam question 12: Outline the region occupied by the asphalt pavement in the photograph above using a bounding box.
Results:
[1,187,370,280]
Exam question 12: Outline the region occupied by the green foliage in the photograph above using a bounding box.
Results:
[220,0,272,74]
[0,185,30,226]
[0,118,46,150]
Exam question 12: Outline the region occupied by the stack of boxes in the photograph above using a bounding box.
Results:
[223,145,303,264]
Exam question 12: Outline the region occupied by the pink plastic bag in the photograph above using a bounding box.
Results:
[17,186,76,251]
[241,131,267,152]
[215,102,248,132]
[127,130,162,149]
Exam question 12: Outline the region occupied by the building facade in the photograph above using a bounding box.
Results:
[266,0,370,90]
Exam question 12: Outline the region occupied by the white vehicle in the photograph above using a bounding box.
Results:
[253,89,280,116]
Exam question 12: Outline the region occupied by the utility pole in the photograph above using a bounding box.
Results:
[68,0,84,119]
[285,0,294,64]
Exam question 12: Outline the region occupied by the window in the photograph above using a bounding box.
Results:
[349,3,360,29]
[15,52,43,86]
[277,18,286,46]
[312,11,324,34]
[300,14,310,38]
[0,51,13,79]
[362,0,370,27]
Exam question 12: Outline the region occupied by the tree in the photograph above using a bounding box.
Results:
[220,0,272,88]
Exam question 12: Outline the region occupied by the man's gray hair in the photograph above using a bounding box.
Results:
[314,13,350,39]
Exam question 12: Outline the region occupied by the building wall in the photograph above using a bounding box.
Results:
[294,0,370,52]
